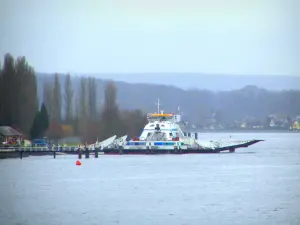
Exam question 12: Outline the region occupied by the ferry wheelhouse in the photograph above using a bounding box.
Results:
[124,112,189,152]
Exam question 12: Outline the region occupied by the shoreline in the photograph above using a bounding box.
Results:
[0,131,298,159]
[185,129,299,133]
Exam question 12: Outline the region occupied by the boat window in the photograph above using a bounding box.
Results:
[169,133,173,136]
[147,132,151,137]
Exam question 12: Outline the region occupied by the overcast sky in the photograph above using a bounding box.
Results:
[0,0,299,76]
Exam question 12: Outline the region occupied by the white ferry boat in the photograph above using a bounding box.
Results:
[102,98,264,154]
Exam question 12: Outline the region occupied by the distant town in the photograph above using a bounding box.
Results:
[187,114,300,131]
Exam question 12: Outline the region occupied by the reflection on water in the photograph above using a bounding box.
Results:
[0,133,300,225]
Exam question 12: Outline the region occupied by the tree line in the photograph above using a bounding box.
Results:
[0,54,147,143]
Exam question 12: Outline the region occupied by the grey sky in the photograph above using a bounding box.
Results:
[0,0,299,75]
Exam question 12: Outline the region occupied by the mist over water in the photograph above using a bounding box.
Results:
[0,133,299,225]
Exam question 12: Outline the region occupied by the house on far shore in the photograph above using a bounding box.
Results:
[0,126,24,145]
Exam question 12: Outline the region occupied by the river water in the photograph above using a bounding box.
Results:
[0,132,300,225]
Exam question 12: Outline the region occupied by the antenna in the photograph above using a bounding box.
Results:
[155,97,161,113]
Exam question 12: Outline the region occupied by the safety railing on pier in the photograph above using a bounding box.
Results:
[0,146,102,159]
[0,146,86,152]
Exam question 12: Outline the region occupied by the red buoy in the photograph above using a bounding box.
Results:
[76,160,82,166]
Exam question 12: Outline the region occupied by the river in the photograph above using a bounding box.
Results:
[0,132,299,225]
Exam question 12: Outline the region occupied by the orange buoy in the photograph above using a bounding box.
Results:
[76,160,82,166]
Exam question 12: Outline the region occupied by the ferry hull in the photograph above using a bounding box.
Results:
[102,149,219,154]
[101,140,264,155]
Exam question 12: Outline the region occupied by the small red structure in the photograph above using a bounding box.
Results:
[76,160,82,166]
[132,136,140,141]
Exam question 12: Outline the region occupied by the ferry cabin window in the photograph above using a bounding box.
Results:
[169,133,173,137]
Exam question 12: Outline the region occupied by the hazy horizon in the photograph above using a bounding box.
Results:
[36,72,300,77]
[36,72,300,91]
[1,0,299,76]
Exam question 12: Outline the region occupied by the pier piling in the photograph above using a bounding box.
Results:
[20,151,23,159]
[229,148,235,153]
[53,151,56,159]
[85,148,89,158]
[95,148,98,158]
[119,146,123,155]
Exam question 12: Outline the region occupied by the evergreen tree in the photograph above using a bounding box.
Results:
[30,111,42,139]
[40,103,49,134]
[30,103,49,139]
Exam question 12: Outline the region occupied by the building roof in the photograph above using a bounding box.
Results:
[0,126,23,136]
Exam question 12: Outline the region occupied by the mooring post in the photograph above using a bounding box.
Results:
[53,151,56,159]
[78,148,82,159]
[119,146,123,155]
[85,147,89,158]
[229,148,235,153]
[20,151,23,159]
[95,148,98,158]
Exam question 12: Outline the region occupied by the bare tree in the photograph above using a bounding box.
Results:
[0,54,38,135]
[100,81,126,139]
[88,77,97,121]
[0,61,3,124]
[16,57,38,134]
[79,77,87,119]
[43,82,54,120]
[53,74,62,121]
[79,77,88,138]
[64,74,74,122]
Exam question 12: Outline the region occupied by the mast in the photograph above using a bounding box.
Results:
[155,97,161,114]
[177,105,180,114]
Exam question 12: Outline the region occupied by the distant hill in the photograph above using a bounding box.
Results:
[36,73,300,124]
[59,73,300,91]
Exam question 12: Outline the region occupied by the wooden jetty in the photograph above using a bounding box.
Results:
[0,146,100,159]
